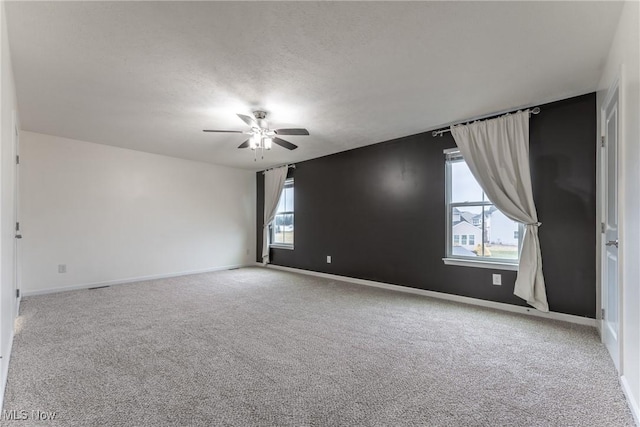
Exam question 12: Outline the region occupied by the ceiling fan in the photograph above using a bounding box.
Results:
[203,111,309,157]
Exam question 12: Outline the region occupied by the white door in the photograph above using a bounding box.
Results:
[602,85,620,371]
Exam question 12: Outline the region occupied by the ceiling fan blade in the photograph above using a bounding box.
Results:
[237,114,257,127]
[237,139,250,149]
[273,137,298,150]
[274,128,309,136]
[203,130,244,133]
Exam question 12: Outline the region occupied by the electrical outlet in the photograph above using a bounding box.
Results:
[327,255,332,264]
[492,274,501,285]
[58,264,67,274]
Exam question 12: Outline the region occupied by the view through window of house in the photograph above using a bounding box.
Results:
[271,178,294,246]
[446,151,522,262]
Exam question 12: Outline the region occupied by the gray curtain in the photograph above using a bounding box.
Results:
[262,166,288,264]
[450,110,548,312]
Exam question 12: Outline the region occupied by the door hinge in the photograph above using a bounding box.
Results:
[601,223,605,234]
[15,155,19,164]
[15,222,20,232]
[16,289,20,298]
[601,136,605,147]
[601,308,605,320]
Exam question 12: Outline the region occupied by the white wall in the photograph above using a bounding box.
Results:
[20,131,256,294]
[597,1,640,422]
[0,0,19,408]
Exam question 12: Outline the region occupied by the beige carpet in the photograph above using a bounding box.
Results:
[1,267,634,426]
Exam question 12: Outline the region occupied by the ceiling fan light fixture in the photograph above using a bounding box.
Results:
[263,137,272,150]
[250,133,261,150]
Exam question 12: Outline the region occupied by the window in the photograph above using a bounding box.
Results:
[445,149,522,265]
[271,178,294,248]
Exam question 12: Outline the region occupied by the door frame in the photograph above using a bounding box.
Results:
[599,76,622,372]
[12,112,20,316]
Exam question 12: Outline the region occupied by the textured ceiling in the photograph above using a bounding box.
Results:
[5,1,623,171]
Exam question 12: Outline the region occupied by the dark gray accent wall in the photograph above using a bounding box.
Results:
[257,93,596,318]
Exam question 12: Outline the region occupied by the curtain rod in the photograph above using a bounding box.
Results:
[261,164,296,175]
[431,106,541,137]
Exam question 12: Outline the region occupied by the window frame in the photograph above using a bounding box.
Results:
[443,149,522,271]
[269,177,294,250]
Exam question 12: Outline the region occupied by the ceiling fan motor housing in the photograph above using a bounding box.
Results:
[253,111,267,120]
[253,111,268,129]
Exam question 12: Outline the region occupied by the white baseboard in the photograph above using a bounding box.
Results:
[22,264,250,297]
[0,328,15,411]
[263,264,597,327]
[621,376,640,426]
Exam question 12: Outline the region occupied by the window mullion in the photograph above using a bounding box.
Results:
[450,201,493,208]
[481,207,485,257]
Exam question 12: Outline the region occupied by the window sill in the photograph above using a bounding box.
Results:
[442,258,518,271]
[270,244,294,251]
